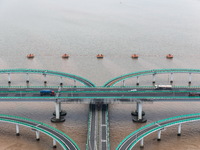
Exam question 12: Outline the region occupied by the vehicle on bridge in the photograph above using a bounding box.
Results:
[188,92,200,96]
[155,85,172,90]
[40,90,55,96]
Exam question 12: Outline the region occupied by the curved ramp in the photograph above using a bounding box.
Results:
[104,69,200,87]
[0,114,80,150]
[117,113,200,150]
[0,69,95,87]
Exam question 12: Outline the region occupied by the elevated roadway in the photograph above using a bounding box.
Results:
[117,113,200,150]
[0,114,80,150]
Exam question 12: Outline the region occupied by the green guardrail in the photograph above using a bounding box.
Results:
[117,113,200,150]
[0,114,80,150]
[104,69,200,87]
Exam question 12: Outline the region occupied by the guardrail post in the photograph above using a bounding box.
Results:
[188,73,192,84]
[53,139,57,148]
[60,77,63,86]
[157,130,161,141]
[136,76,139,86]
[140,138,144,148]
[26,73,29,83]
[16,124,20,136]
[36,130,40,141]
[170,73,173,83]
[152,74,156,84]
[177,124,182,136]
[8,73,11,84]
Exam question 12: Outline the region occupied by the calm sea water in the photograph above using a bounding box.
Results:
[1,0,200,149]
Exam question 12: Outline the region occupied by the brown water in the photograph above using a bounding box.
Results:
[1,0,200,149]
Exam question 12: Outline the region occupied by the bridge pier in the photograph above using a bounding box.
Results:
[188,73,192,84]
[51,102,65,123]
[177,124,182,136]
[170,73,173,83]
[16,124,20,136]
[152,74,156,84]
[122,80,125,87]
[44,74,47,84]
[140,138,144,148]
[8,73,11,84]
[60,77,63,86]
[132,101,147,123]
[26,73,29,83]
[157,130,162,141]
[136,76,139,86]
[53,139,57,148]
[74,80,76,87]
[36,130,40,141]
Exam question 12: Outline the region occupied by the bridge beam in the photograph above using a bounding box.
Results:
[157,130,161,141]
[177,124,182,136]
[16,124,20,136]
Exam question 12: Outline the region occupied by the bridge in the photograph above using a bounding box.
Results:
[116,113,200,150]
[1,68,200,150]
[0,114,80,150]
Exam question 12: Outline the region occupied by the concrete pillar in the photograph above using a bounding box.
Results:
[55,102,60,119]
[170,73,173,83]
[188,73,192,84]
[16,124,20,136]
[60,77,63,86]
[152,74,156,84]
[122,80,125,87]
[138,102,143,120]
[26,73,29,83]
[44,74,47,84]
[140,138,144,148]
[8,73,11,84]
[36,130,40,141]
[157,130,161,141]
[177,124,182,136]
[136,76,139,85]
[53,139,57,148]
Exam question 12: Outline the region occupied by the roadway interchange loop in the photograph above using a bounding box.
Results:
[0,114,80,150]
[116,113,200,150]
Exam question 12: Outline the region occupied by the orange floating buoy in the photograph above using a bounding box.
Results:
[131,54,139,59]
[62,54,69,58]
[27,54,34,58]
[166,54,173,59]
[97,54,104,59]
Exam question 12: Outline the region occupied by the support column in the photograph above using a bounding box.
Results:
[26,73,29,83]
[177,124,182,136]
[140,138,144,148]
[170,73,173,83]
[36,130,40,141]
[8,73,11,84]
[74,80,76,87]
[53,139,57,148]
[157,130,161,141]
[51,101,65,123]
[136,76,139,86]
[122,80,125,87]
[188,73,192,84]
[138,102,142,120]
[44,74,47,84]
[152,74,156,84]
[60,77,63,86]
[132,101,147,123]
[16,124,20,136]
